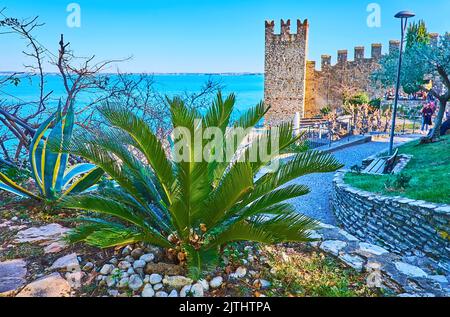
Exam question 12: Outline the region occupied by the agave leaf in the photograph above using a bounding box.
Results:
[0,172,41,200]
[0,182,31,199]
[62,167,104,197]
[43,109,65,200]
[62,163,98,189]
[29,107,58,195]
[54,103,75,192]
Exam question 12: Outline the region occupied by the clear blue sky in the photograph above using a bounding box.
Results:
[1,0,449,73]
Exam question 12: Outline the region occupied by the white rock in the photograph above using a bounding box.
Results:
[0,259,27,295]
[168,289,178,297]
[133,260,146,269]
[429,275,448,284]
[141,284,155,297]
[109,258,118,265]
[16,273,71,297]
[124,255,135,263]
[190,283,204,297]
[65,271,85,289]
[149,273,163,285]
[127,268,135,275]
[128,274,143,291]
[105,276,116,287]
[180,285,192,297]
[139,253,155,263]
[82,262,94,272]
[209,276,223,288]
[234,266,247,278]
[163,276,193,289]
[118,261,131,270]
[107,289,119,297]
[254,279,271,289]
[307,230,323,240]
[340,254,365,271]
[359,243,389,256]
[15,224,69,244]
[155,291,168,297]
[50,253,80,272]
[100,264,115,275]
[117,277,129,288]
[394,262,428,278]
[320,240,347,256]
[338,229,359,242]
[153,283,163,291]
[44,241,68,254]
[198,279,209,291]
[121,245,133,256]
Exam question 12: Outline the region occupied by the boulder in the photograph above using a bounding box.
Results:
[0,259,27,296]
[15,224,69,244]
[162,275,193,290]
[16,273,71,297]
[144,262,185,276]
[49,253,80,272]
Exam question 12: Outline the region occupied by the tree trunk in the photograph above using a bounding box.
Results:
[430,99,447,139]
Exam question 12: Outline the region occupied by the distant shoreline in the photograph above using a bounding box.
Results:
[0,71,264,76]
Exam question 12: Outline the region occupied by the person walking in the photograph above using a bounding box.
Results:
[421,103,433,133]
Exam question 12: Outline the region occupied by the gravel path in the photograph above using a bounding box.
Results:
[289,138,403,225]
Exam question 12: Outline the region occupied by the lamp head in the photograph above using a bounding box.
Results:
[394,11,415,19]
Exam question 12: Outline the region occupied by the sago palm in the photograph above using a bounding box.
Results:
[59,92,343,278]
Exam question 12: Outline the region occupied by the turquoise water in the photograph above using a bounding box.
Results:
[0,73,264,119]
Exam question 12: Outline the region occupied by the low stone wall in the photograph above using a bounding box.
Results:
[331,171,450,271]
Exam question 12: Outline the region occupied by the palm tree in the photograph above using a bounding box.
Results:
[59,92,343,278]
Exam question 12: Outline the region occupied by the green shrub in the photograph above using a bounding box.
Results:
[384,173,412,191]
[59,92,343,278]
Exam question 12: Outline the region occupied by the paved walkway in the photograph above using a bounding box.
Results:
[289,135,419,225]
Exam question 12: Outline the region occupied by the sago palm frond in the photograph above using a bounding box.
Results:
[59,92,343,279]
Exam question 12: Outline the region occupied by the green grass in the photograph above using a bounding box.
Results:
[345,135,450,204]
[261,246,380,297]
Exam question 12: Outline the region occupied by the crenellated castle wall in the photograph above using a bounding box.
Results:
[264,20,440,121]
[303,43,397,116]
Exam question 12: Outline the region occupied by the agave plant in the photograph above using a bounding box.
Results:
[0,104,104,202]
[59,92,343,278]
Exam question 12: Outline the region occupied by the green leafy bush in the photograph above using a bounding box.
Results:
[384,173,412,191]
[59,92,343,278]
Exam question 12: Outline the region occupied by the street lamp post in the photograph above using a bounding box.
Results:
[389,10,416,155]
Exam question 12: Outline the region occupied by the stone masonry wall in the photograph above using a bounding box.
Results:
[303,43,394,117]
[264,19,309,126]
[331,171,450,267]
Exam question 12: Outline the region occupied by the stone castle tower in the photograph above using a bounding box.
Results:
[264,19,309,126]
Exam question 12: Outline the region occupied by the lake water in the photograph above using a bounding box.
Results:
[0,73,264,120]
